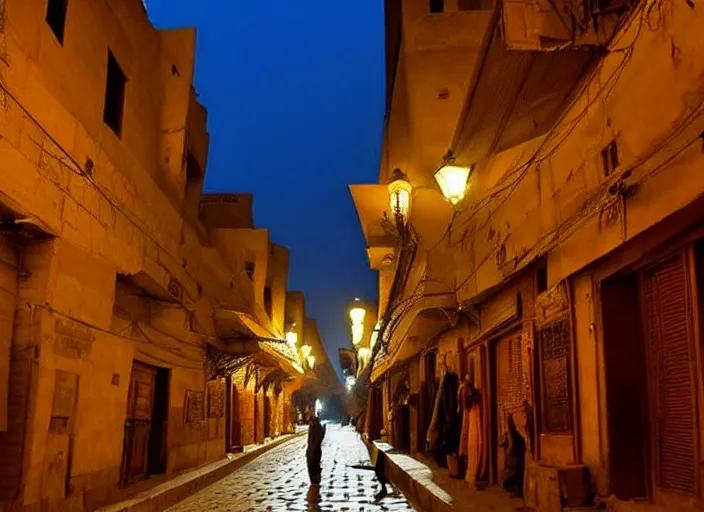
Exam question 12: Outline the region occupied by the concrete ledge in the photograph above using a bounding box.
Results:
[365,439,521,512]
[366,440,452,512]
[97,431,306,512]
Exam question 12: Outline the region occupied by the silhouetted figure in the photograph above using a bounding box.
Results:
[307,416,326,485]
[501,414,526,497]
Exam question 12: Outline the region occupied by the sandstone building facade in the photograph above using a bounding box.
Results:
[351,0,704,511]
[0,1,336,510]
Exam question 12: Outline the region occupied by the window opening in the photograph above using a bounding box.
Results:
[103,50,127,136]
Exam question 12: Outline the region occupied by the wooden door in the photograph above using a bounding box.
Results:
[493,333,524,480]
[121,362,156,485]
[642,253,699,503]
[264,396,271,439]
[602,273,649,500]
[229,383,241,449]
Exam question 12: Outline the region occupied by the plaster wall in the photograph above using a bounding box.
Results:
[451,0,704,305]
[0,2,299,510]
[381,0,494,187]
[267,244,290,336]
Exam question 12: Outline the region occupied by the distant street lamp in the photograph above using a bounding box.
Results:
[358,347,371,368]
[285,324,298,347]
[345,375,356,391]
[349,299,366,346]
[435,151,472,205]
[388,168,412,224]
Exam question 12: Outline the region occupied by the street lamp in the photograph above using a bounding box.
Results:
[301,345,312,359]
[388,168,412,224]
[307,355,316,369]
[434,151,471,205]
[349,300,366,346]
[285,324,298,347]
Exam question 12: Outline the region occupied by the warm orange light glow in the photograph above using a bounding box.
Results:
[301,345,312,358]
[388,169,412,220]
[434,164,471,205]
[349,307,366,325]
[307,355,316,369]
[351,324,364,345]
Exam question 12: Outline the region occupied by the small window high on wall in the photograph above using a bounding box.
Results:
[458,0,483,9]
[46,0,68,44]
[103,50,127,136]
[429,0,444,13]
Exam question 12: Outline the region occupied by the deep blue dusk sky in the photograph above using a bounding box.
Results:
[146,1,383,379]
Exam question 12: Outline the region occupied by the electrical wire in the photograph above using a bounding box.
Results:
[372,0,694,355]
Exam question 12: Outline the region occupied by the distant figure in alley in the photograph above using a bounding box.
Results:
[307,416,326,486]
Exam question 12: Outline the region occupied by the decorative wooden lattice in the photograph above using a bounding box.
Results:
[538,318,572,434]
[496,335,527,437]
[208,380,225,418]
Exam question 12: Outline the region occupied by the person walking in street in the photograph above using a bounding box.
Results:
[306,416,326,486]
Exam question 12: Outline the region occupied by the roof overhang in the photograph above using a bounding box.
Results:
[349,184,395,249]
[212,309,303,375]
[371,292,458,382]
[349,185,454,264]
[452,25,596,166]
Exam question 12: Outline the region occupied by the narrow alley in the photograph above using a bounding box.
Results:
[167,426,415,512]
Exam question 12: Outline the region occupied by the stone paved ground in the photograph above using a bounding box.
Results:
[167,425,416,512]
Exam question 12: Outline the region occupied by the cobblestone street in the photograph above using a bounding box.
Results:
[167,425,416,512]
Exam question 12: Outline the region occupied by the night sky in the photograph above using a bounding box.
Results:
[146,1,383,379]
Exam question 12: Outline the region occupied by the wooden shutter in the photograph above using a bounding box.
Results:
[538,318,572,434]
[642,254,697,495]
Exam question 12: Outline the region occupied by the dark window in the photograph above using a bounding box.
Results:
[429,0,444,13]
[264,286,273,319]
[536,264,548,294]
[245,262,255,280]
[458,0,483,9]
[46,0,68,44]
[103,50,127,136]
[601,140,619,176]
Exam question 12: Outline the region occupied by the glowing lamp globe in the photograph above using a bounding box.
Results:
[434,164,471,205]
[388,169,412,220]
[285,330,298,346]
[349,306,366,326]
[351,324,364,345]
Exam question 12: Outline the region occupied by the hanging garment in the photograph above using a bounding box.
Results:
[466,387,486,487]
[457,380,473,457]
[426,372,460,459]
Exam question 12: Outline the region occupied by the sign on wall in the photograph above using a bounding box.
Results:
[184,390,205,424]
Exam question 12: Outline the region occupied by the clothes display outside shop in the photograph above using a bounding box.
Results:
[457,371,487,487]
[426,370,460,464]
[306,417,326,485]
[457,374,473,457]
